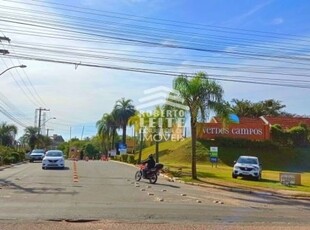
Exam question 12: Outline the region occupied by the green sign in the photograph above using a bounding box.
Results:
[210,146,218,157]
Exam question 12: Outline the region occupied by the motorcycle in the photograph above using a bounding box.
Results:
[135,163,164,184]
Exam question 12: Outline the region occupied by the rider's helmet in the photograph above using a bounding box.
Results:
[148,154,154,159]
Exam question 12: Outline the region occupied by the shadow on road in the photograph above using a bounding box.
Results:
[43,166,70,170]
[0,178,78,195]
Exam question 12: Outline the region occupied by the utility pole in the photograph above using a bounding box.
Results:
[0,36,10,55]
[37,108,50,134]
[0,49,9,55]
[46,128,53,137]
[0,36,11,43]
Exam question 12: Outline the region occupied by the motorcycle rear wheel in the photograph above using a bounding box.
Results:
[135,171,142,181]
[149,173,157,184]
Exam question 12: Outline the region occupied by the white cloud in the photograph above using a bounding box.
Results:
[272,17,284,25]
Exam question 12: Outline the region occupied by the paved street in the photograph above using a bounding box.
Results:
[0,160,309,229]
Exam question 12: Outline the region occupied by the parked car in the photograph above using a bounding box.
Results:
[232,156,262,180]
[42,150,65,169]
[29,149,45,162]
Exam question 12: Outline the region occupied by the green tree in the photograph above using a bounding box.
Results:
[173,72,225,179]
[0,122,17,146]
[84,143,98,159]
[96,112,118,151]
[21,126,39,150]
[230,99,287,118]
[288,124,309,147]
[113,98,136,145]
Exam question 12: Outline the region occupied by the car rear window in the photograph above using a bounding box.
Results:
[46,152,63,157]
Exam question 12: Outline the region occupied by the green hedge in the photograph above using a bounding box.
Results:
[0,146,26,165]
[127,154,136,164]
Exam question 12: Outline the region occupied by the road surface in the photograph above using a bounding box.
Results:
[0,160,309,229]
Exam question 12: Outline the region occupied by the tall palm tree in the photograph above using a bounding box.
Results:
[128,111,149,163]
[22,126,39,150]
[96,112,118,151]
[173,72,225,179]
[0,122,17,146]
[113,98,136,145]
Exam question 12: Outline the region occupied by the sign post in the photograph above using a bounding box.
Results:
[209,146,218,168]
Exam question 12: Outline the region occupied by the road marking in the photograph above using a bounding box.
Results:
[72,161,79,183]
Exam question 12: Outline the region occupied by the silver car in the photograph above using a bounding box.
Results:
[42,150,65,169]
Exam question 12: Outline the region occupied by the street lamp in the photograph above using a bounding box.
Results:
[0,65,27,76]
[39,117,56,135]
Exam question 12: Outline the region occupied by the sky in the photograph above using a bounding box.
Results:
[0,0,310,141]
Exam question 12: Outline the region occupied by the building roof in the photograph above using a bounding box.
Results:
[262,116,310,129]
[211,116,310,129]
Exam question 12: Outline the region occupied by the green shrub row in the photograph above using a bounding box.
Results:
[112,154,136,164]
[199,137,279,150]
[0,146,25,165]
[271,124,310,147]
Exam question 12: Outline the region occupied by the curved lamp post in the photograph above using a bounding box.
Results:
[39,117,56,135]
[0,65,27,76]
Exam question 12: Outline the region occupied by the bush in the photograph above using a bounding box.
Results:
[127,154,135,164]
[120,154,128,162]
[10,152,20,163]
[114,155,121,161]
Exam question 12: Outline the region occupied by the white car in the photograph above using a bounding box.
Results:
[232,156,262,180]
[29,149,45,162]
[42,150,65,169]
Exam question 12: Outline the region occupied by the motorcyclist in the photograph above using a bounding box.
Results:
[141,154,156,178]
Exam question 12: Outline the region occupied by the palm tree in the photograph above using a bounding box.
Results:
[22,126,39,150]
[173,72,225,179]
[0,122,18,146]
[113,98,136,145]
[128,111,148,163]
[96,112,118,151]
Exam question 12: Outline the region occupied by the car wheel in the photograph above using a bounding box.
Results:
[255,174,261,181]
[42,167,45,170]
[232,173,237,179]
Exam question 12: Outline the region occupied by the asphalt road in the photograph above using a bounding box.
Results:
[0,160,309,229]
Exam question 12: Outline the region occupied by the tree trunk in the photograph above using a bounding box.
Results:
[155,140,159,163]
[191,122,197,180]
[122,124,127,145]
[138,128,143,164]
[112,128,116,149]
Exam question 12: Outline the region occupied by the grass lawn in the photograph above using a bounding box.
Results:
[139,139,310,194]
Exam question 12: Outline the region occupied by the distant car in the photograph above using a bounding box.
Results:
[25,152,31,160]
[42,150,65,169]
[29,149,45,162]
[232,156,262,180]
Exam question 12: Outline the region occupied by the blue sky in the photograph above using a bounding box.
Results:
[0,0,310,141]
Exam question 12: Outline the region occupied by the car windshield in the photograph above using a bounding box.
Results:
[32,150,44,153]
[237,157,258,164]
[45,152,63,157]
